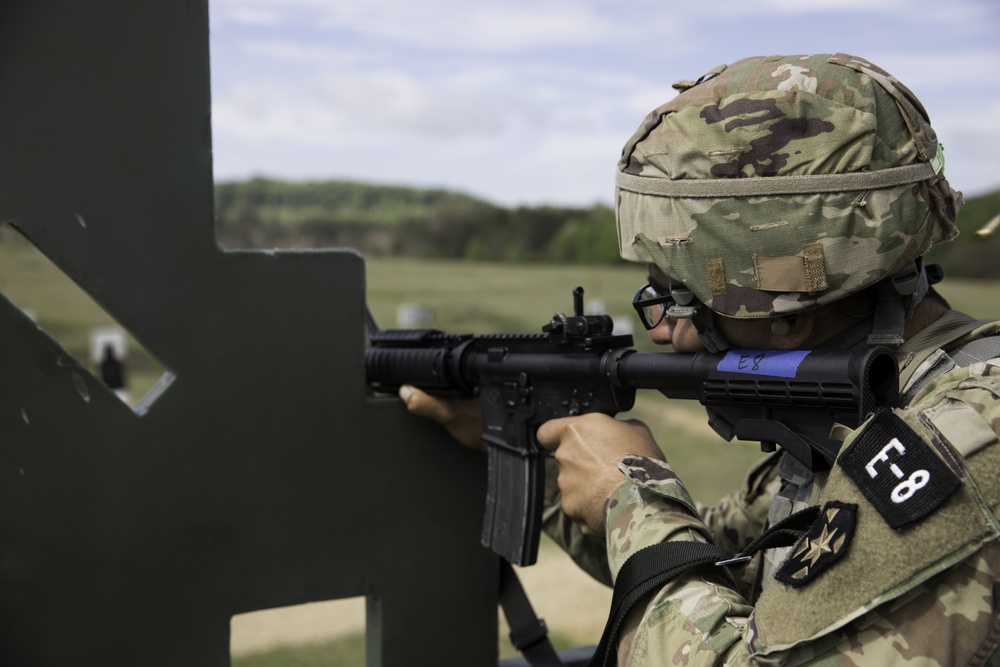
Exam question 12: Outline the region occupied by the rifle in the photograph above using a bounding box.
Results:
[365,288,898,566]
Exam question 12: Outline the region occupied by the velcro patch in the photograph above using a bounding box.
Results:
[775,501,857,588]
[839,409,961,529]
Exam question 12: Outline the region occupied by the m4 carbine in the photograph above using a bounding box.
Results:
[365,288,898,566]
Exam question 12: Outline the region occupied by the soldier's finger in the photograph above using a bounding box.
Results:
[398,385,449,423]
[536,417,569,451]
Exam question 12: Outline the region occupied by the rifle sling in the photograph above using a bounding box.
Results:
[587,505,820,667]
[499,559,565,667]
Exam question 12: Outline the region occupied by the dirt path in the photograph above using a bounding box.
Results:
[230,545,612,657]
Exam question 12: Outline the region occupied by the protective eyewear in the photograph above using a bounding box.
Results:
[632,283,675,330]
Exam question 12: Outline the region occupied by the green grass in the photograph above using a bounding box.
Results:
[0,228,166,397]
[364,257,649,343]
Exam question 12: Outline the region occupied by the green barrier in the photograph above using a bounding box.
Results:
[0,2,497,664]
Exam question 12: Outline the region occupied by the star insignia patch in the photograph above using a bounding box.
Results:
[775,501,857,588]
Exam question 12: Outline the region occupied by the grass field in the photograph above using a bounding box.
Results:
[3,230,1000,664]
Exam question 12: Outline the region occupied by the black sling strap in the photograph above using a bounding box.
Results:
[587,505,820,667]
[499,559,564,667]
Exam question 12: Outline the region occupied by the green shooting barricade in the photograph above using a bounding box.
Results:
[0,2,498,664]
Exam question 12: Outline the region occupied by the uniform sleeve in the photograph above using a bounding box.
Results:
[603,353,1000,666]
[604,456,756,665]
[540,448,779,589]
[542,451,782,592]
[695,453,780,598]
[541,457,613,586]
[698,453,781,553]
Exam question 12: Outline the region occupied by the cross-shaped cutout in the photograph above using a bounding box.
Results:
[0,2,497,664]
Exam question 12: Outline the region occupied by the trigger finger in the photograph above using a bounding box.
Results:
[535,418,567,451]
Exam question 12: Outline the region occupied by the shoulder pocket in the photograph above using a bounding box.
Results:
[751,412,1000,655]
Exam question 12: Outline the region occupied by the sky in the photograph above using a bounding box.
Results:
[207,0,1000,208]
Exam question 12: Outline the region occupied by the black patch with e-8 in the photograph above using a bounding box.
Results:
[775,501,857,588]
[838,408,961,530]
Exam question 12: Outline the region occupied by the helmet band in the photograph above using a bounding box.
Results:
[615,161,938,200]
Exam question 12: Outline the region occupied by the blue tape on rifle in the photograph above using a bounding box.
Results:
[717,350,810,379]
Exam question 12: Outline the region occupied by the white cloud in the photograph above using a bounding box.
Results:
[238,41,370,68]
[930,98,1000,195]
[321,3,611,51]
[863,49,1000,91]
[213,70,534,143]
[208,0,1000,204]
[212,0,688,53]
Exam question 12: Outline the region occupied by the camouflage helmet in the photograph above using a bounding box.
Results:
[615,54,963,340]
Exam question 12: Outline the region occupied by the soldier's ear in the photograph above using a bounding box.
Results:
[770,315,814,349]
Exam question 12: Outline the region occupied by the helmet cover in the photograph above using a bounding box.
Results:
[615,53,963,319]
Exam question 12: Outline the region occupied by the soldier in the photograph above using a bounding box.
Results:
[402,53,1000,664]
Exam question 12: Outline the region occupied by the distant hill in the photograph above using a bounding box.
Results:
[214,177,622,264]
[215,177,498,229]
[214,177,1000,276]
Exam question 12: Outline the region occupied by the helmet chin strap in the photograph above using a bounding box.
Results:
[817,317,874,350]
[692,306,731,353]
[866,259,936,348]
[665,284,731,353]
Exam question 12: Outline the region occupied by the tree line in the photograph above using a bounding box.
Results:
[215,177,1000,277]
[214,177,621,264]
[927,187,1000,280]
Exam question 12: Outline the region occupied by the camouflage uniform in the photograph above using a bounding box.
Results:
[604,315,1000,665]
[543,54,999,665]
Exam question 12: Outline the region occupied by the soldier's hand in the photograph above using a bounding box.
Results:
[399,385,488,452]
[537,413,663,536]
